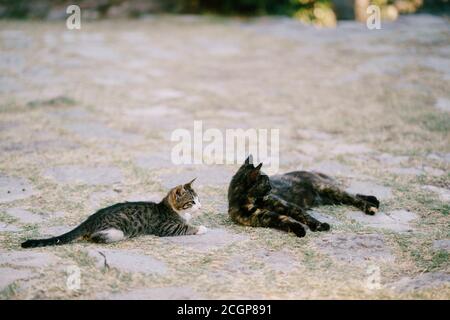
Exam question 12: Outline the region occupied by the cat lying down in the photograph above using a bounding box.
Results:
[22,156,380,248]
[21,179,206,248]
[228,155,379,237]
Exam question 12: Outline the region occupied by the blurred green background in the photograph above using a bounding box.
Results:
[0,0,448,26]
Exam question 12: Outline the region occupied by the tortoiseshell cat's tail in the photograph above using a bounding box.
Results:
[21,224,87,248]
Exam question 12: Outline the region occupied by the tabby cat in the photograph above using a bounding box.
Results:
[228,156,379,237]
[21,179,206,248]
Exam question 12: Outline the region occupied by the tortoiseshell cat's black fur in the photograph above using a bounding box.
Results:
[228,156,380,237]
[22,179,205,248]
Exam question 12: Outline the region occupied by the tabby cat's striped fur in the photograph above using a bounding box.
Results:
[21,179,205,248]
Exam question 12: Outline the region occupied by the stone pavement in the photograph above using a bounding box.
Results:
[0,14,449,299]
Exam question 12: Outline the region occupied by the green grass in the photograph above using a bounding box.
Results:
[429,250,449,271]
[419,113,450,133]
[435,204,450,216]
[0,283,19,299]
[27,96,76,109]
[412,249,449,272]
[0,211,17,224]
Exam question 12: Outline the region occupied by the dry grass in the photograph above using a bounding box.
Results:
[0,15,449,299]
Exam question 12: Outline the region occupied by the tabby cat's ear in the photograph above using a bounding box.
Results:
[187,178,196,186]
[174,185,185,198]
[245,155,254,166]
[255,163,263,170]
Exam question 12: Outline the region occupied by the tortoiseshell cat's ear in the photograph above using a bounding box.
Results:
[249,163,263,181]
[245,155,254,166]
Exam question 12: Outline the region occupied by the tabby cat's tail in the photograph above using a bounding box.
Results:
[21,224,87,249]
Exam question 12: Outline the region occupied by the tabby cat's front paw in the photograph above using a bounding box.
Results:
[196,226,208,235]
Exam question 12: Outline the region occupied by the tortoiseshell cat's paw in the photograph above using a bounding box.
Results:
[356,194,380,215]
[291,224,306,237]
[309,222,330,232]
[196,226,208,235]
[356,194,380,207]
[316,222,330,232]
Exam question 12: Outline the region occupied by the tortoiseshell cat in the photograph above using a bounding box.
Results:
[22,179,206,248]
[228,156,380,237]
